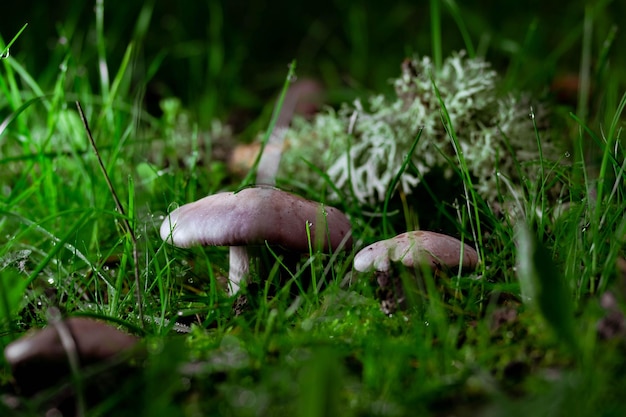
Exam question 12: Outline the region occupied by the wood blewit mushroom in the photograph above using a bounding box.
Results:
[353,230,479,314]
[160,186,353,295]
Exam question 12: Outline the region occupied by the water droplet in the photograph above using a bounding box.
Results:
[564,151,571,158]
[1,48,9,59]
[168,202,180,212]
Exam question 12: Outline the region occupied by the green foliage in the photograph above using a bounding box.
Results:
[516,225,577,352]
[1,1,626,416]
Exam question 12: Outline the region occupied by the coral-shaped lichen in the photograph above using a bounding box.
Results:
[278,51,556,205]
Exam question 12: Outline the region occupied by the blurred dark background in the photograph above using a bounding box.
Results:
[2,0,624,127]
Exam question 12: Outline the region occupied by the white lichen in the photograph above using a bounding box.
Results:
[278,51,556,205]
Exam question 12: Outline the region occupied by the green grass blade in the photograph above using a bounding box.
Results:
[443,0,475,57]
[25,210,93,287]
[0,23,28,58]
[517,225,578,352]
[430,0,442,70]
[240,60,297,187]
[382,128,423,236]
[0,96,46,138]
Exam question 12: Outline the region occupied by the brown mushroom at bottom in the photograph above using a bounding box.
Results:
[160,186,353,295]
[353,230,479,314]
[3,317,140,413]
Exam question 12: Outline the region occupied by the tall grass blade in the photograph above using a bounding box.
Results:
[382,128,423,236]
[240,60,297,187]
[517,225,578,352]
[443,0,475,57]
[429,0,442,70]
[0,23,28,58]
[76,101,144,326]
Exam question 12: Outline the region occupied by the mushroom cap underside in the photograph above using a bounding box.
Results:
[160,187,352,252]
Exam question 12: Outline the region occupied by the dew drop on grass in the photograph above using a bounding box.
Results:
[564,151,571,158]
[168,202,180,212]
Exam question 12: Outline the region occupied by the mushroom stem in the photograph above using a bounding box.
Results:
[228,246,250,295]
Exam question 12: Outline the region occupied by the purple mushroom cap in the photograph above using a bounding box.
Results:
[354,230,478,273]
[160,186,353,252]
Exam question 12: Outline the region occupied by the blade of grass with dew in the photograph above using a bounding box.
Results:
[0,23,28,58]
[24,209,93,287]
[0,24,31,122]
[0,208,116,290]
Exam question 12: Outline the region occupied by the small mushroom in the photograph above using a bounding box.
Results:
[160,186,352,294]
[353,231,479,314]
[354,230,478,273]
